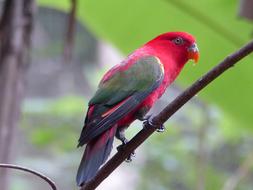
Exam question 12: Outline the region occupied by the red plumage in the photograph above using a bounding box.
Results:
[76,32,199,186]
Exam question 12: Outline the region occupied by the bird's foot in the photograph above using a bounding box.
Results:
[156,124,165,132]
[140,114,152,121]
[125,151,136,162]
[116,140,128,152]
[116,140,136,162]
[143,115,166,133]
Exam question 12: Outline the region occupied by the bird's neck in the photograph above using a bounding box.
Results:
[141,44,187,83]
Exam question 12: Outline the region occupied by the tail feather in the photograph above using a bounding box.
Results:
[76,126,117,186]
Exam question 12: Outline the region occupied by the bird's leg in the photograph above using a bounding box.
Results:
[116,128,128,147]
[142,114,165,132]
[116,127,135,162]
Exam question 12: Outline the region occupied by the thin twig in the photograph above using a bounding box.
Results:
[0,163,57,190]
[222,153,253,190]
[196,102,209,190]
[81,40,253,190]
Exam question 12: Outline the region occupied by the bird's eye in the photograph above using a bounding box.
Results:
[172,37,184,45]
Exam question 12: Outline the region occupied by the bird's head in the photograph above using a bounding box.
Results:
[146,32,199,65]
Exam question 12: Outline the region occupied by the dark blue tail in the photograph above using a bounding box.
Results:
[76,127,116,186]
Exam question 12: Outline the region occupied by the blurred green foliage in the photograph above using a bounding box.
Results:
[38,0,253,132]
[137,105,253,190]
[22,96,86,151]
[23,96,85,116]
[26,1,253,190]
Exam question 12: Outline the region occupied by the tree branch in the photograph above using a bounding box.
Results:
[196,102,209,190]
[0,0,35,188]
[0,163,57,190]
[81,40,253,190]
[222,152,253,190]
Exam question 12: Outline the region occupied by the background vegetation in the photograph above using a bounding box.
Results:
[0,0,252,190]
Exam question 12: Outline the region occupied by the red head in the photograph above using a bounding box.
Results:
[145,32,199,66]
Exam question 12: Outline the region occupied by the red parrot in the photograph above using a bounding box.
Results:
[76,32,199,186]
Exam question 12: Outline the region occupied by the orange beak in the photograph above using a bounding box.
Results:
[188,43,199,63]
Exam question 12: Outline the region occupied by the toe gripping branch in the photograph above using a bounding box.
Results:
[143,115,165,133]
[117,142,136,162]
[116,129,136,162]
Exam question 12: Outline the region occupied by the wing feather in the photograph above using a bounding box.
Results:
[78,56,164,146]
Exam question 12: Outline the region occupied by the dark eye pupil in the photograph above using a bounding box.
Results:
[173,37,183,45]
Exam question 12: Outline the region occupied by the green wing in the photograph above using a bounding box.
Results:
[78,56,164,146]
[90,56,164,105]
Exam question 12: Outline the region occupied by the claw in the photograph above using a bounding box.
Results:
[143,115,166,133]
[125,152,136,162]
[156,124,165,132]
[117,144,136,162]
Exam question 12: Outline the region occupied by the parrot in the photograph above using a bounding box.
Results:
[76,31,199,186]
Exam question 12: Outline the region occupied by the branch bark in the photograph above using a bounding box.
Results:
[0,163,57,190]
[81,40,253,190]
